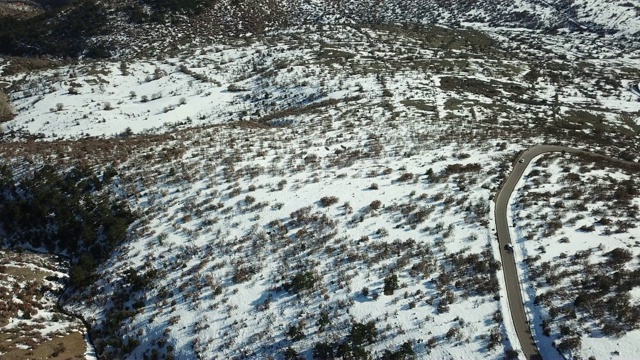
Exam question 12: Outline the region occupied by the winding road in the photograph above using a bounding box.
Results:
[494,145,640,360]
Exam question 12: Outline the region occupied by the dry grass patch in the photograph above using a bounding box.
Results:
[0,251,86,358]
[0,331,86,360]
[0,90,14,122]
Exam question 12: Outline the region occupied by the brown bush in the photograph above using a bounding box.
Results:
[232,266,255,283]
[443,163,481,176]
[556,336,581,352]
[397,173,413,182]
[607,248,632,267]
[319,196,339,207]
[2,57,63,76]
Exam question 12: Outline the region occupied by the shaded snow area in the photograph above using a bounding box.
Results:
[509,153,640,360]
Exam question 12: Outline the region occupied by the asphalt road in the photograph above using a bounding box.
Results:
[495,144,640,359]
[495,145,590,360]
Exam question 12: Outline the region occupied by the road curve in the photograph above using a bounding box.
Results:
[494,144,640,360]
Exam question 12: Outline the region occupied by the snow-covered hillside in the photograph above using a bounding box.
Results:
[4,25,640,142]
[511,153,640,359]
[1,22,640,360]
[63,120,520,359]
[543,0,640,35]
[265,0,640,36]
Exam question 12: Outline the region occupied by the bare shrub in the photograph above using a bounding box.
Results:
[556,336,581,352]
[304,154,318,164]
[227,83,247,92]
[443,163,481,176]
[229,187,241,198]
[232,265,255,283]
[486,327,502,350]
[319,196,339,207]
[578,224,595,232]
[397,173,413,182]
[607,248,632,267]
[153,67,166,80]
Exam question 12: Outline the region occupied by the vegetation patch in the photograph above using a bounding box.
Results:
[0,1,111,57]
[0,164,136,288]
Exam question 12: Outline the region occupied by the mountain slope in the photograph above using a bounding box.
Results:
[3,0,640,58]
[281,0,640,34]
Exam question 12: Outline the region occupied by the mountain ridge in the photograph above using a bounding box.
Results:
[1,0,640,58]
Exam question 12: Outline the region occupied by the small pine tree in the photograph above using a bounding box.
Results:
[287,323,305,341]
[383,274,399,295]
[284,347,300,360]
[313,341,334,359]
[318,311,330,331]
[350,321,377,346]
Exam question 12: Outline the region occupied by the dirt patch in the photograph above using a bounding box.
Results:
[1,331,86,359]
[439,76,527,99]
[0,250,87,359]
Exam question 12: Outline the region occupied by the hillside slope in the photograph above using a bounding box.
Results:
[2,0,640,58]
[1,7,640,360]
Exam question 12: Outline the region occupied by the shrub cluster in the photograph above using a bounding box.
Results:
[319,196,339,207]
[443,163,481,176]
[444,248,500,296]
[0,165,136,287]
[0,1,111,57]
[532,244,640,350]
[312,321,378,359]
[285,271,317,293]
